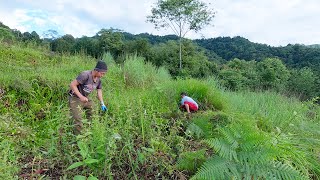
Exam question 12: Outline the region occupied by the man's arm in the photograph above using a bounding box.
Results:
[97,89,107,111]
[70,80,88,102]
[97,89,104,103]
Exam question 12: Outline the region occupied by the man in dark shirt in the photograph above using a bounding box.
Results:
[68,60,108,134]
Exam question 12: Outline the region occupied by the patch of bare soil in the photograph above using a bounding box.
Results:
[18,155,63,179]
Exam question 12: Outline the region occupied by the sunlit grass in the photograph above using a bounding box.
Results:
[0,43,319,179]
[222,90,320,177]
[223,90,317,129]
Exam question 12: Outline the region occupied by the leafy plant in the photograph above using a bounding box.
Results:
[147,0,215,70]
[186,123,204,139]
[1,40,319,179]
[176,149,207,173]
[73,175,99,180]
[66,141,100,171]
[191,118,307,180]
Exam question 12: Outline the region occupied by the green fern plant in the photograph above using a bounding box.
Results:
[186,123,205,139]
[176,149,207,174]
[191,119,307,180]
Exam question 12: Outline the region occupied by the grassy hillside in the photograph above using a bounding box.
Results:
[0,42,319,179]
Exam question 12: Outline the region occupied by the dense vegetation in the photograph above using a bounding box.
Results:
[0,21,320,179]
[1,20,319,100]
[195,37,320,73]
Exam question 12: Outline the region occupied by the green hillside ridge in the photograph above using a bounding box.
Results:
[1,22,320,101]
[0,43,319,179]
[308,44,320,48]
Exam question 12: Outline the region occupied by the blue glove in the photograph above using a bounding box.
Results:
[101,104,107,112]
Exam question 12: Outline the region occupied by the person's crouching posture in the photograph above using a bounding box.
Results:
[180,92,198,114]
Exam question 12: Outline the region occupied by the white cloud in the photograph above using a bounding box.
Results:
[34,18,47,26]
[52,15,99,37]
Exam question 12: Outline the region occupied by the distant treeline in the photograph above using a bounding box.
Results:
[1,21,319,100]
[195,37,320,73]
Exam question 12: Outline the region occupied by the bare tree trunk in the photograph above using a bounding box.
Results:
[179,37,182,70]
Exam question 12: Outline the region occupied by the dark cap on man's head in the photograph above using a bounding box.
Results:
[94,60,108,72]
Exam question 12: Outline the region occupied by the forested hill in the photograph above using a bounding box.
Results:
[308,44,320,48]
[1,20,319,73]
[129,33,320,72]
[124,32,179,44]
[194,36,320,70]
[195,36,273,61]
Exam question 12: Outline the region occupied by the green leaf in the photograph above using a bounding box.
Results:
[186,123,204,139]
[137,150,146,164]
[141,147,155,153]
[176,149,206,173]
[84,158,99,164]
[67,162,85,170]
[88,176,99,180]
[73,175,87,180]
[77,141,89,159]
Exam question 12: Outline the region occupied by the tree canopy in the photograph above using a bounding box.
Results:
[147,0,215,70]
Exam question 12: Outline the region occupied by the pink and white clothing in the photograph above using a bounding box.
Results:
[181,96,198,111]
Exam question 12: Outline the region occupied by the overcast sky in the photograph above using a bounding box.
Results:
[0,0,319,46]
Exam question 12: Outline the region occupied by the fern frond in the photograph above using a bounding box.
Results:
[220,126,240,145]
[176,149,206,173]
[237,149,271,166]
[266,161,307,180]
[197,119,313,179]
[192,116,215,138]
[205,138,238,162]
[191,155,240,180]
[186,123,204,139]
[275,133,314,176]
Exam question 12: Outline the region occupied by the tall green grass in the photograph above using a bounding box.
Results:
[219,90,320,178]
[123,55,171,88]
[0,42,319,179]
[223,90,319,131]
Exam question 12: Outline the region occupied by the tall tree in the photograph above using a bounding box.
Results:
[257,58,290,91]
[149,40,216,77]
[288,67,318,100]
[147,0,215,71]
[30,31,41,43]
[73,36,100,58]
[51,34,75,53]
[0,27,15,41]
[97,28,124,59]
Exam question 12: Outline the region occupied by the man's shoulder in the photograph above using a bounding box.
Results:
[78,70,92,77]
[76,70,91,82]
[81,70,91,74]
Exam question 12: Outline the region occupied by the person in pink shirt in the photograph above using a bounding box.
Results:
[180,92,199,114]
